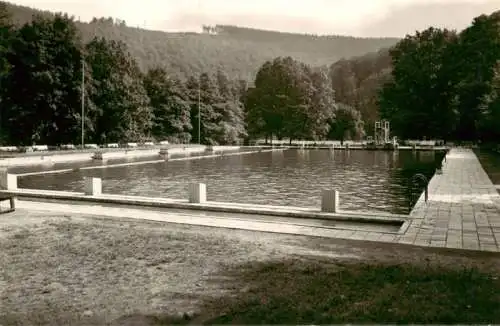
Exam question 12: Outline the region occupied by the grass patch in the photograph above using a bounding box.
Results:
[3,218,500,325]
[159,260,500,325]
[0,219,275,325]
[475,148,500,185]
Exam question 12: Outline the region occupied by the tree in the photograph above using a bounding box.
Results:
[378,12,500,143]
[0,2,13,143]
[212,69,247,144]
[212,100,247,144]
[251,59,286,141]
[249,57,316,142]
[143,67,192,143]
[243,86,267,142]
[278,60,318,142]
[477,63,500,143]
[452,12,500,141]
[186,73,221,144]
[329,50,392,135]
[327,103,365,144]
[246,57,337,143]
[309,68,336,139]
[215,68,233,99]
[85,37,153,143]
[378,27,459,140]
[329,59,357,105]
[3,14,84,146]
[0,2,11,78]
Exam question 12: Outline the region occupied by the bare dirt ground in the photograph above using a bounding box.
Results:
[1,208,499,325]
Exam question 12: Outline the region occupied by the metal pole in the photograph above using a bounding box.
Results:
[198,84,201,144]
[81,58,85,148]
[197,0,201,145]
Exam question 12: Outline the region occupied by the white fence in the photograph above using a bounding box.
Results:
[0,140,173,153]
[255,139,366,146]
[255,139,445,147]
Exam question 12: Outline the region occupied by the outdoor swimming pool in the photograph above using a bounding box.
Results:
[18,149,444,214]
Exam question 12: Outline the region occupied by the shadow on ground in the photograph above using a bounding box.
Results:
[120,242,500,325]
[1,213,500,325]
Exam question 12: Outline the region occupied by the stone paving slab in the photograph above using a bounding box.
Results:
[405,148,500,252]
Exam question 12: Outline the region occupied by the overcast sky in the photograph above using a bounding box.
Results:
[7,0,499,37]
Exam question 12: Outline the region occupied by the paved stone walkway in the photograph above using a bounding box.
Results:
[399,148,500,252]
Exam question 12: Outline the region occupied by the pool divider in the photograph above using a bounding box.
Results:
[0,145,272,168]
[0,177,408,231]
[14,147,285,177]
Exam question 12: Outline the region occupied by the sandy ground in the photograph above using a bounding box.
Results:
[1,208,500,325]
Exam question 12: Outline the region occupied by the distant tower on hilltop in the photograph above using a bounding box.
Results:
[201,25,219,35]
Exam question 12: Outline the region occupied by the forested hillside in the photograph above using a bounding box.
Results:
[329,49,392,133]
[3,1,399,81]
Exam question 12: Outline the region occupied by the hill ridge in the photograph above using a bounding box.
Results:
[3,1,399,80]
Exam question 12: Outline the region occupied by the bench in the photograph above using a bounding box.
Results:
[0,193,15,214]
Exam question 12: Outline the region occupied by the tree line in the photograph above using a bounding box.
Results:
[0,8,363,146]
[378,11,500,143]
[0,10,248,146]
[1,3,498,147]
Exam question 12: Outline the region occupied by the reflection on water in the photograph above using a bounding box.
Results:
[18,149,444,214]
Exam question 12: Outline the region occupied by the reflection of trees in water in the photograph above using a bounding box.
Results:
[391,151,398,166]
[326,148,335,160]
[387,150,445,213]
[417,151,436,162]
[295,149,309,162]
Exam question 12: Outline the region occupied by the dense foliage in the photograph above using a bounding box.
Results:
[2,13,84,146]
[329,49,392,134]
[378,11,500,143]
[0,12,247,145]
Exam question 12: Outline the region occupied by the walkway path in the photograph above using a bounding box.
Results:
[399,148,500,251]
[3,200,402,243]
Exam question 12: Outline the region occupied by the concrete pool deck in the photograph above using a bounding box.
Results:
[1,148,499,253]
[400,148,500,252]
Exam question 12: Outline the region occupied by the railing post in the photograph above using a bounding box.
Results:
[409,173,429,212]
